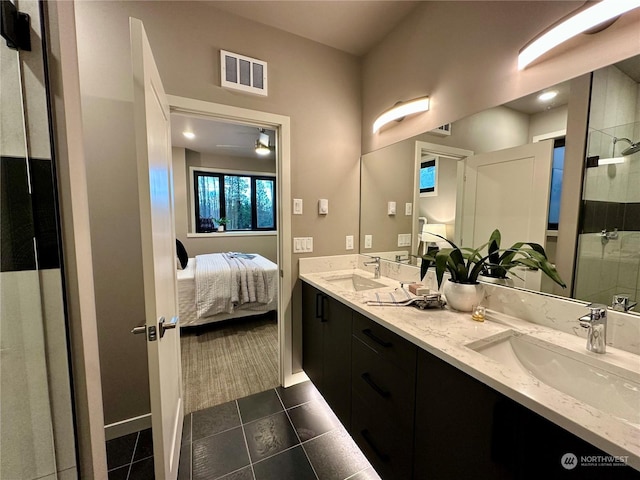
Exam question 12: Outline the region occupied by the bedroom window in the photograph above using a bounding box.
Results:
[193,170,276,233]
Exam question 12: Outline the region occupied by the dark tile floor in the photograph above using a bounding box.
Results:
[107,381,380,480]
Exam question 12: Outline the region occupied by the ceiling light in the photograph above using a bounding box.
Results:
[255,140,270,156]
[373,96,430,134]
[183,131,195,139]
[518,0,640,70]
[538,91,558,102]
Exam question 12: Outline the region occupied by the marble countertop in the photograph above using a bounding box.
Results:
[299,266,640,470]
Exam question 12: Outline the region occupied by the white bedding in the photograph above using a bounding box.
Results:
[177,253,277,328]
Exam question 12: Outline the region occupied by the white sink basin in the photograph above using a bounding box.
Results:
[467,331,640,426]
[323,274,386,292]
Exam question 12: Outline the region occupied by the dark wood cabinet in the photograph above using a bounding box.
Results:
[301,282,640,480]
[302,282,352,426]
[414,349,640,480]
[351,313,417,479]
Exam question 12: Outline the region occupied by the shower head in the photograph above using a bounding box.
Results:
[622,142,640,156]
[613,137,640,156]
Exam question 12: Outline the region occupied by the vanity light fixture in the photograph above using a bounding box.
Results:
[373,96,430,134]
[183,131,195,139]
[597,156,624,166]
[518,0,640,70]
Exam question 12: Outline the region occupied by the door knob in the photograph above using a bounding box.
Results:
[131,325,146,335]
[159,316,179,338]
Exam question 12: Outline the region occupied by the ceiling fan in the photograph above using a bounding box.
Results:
[215,128,273,155]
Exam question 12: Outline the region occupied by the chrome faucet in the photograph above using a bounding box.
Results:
[612,294,637,312]
[364,256,381,279]
[578,304,607,354]
[395,254,419,265]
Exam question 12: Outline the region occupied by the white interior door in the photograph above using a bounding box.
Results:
[130,17,183,479]
[456,141,554,290]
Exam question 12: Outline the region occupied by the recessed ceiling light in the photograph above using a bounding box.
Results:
[183,131,195,139]
[538,91,558,102]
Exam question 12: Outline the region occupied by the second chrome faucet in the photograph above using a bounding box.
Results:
[364,256,381,279]
[578,304,607,354]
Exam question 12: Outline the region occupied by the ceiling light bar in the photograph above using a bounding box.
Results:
[183,131,195,139]
[373,96,430,134]
[518,0,640,70]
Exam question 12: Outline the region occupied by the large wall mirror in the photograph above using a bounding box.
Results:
[360,53,640,314]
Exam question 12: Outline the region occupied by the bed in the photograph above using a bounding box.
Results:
[177,252,278,328]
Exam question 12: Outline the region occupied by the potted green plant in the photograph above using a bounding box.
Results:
[481,229,566,288]
[216,217,228,232]
[420,229,565,312]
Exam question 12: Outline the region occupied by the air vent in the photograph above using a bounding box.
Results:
[220,50,268,96]
[430,124,452,136]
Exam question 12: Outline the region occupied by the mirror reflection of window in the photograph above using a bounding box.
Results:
[420,157,438,197]
[548,137,565,231]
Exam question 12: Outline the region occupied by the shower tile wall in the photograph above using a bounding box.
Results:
[0,1,76,479]
[574,64,640,306]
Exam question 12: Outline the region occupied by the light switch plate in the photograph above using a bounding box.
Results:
[364,235,372,249]
[346,235,354,250]
[388,201,396,215]
[405,203,412,215]
[318,198,328,215]
[293,198,303,215]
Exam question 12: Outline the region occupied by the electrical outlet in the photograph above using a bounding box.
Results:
[364,235,372,249]
[346,235,354,250]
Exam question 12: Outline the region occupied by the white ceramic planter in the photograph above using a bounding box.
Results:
[443,280,485,312]
[478,274,515,287]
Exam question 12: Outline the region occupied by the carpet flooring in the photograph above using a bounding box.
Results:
[180,312,279,414]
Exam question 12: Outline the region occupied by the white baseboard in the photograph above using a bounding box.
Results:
[283,371,309,388]
[104,413,152,440]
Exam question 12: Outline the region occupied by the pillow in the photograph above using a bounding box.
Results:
[176,239,188,270]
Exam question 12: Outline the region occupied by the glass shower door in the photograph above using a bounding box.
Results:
[1,1,77,478]
[574,122,640,307]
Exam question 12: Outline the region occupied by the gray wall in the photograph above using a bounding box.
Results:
[362,2,640,153]
[74,0,640,427]
[76,1,361,425]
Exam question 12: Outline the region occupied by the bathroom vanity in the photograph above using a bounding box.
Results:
[299,255,640,479]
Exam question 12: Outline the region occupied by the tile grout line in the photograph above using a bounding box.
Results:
[125,431,140,480]
[235,399,257,480]
[275,387,320,480]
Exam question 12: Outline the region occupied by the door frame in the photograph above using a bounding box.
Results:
[412,141,474,247]
[167,95,295,386]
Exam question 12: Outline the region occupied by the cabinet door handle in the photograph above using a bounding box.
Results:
[315,293,326,321]
[362,328,392,347]
[361,372,390,398]
[321,295,329,322]
[361,429,390,462]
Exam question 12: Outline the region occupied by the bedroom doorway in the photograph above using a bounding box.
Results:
[168,99,292,414]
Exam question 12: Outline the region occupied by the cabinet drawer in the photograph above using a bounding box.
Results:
[351,390,413,480]
[352,336,416,430]
[353,312,417,373]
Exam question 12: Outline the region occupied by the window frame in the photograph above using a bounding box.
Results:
[190,166,277,234]
[419,157,438,197]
